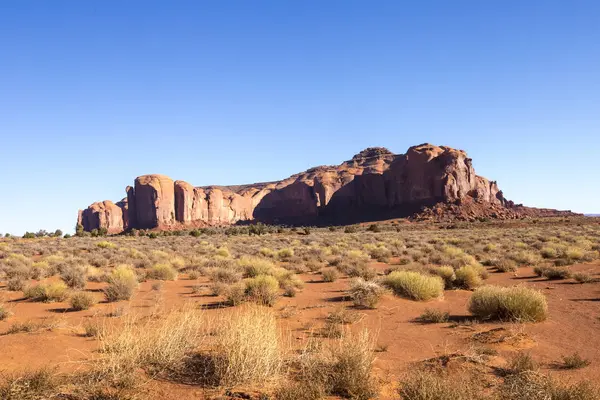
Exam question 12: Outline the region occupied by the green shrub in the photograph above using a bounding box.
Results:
[321,268,339,282]
[433,266,455,289]
[383,271,444,301]
[468,285,548,322]
[148,263,178,280]
[238,256,275,277]
[245,275,279,306]
[454,265,483,289]
[104,265,138,302]
[24,282,69,303]
[69,291,97,311]
[96,240,116,249]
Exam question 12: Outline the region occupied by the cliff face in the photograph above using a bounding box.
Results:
[76,143,572,232]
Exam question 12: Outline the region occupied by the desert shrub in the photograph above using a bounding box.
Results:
[499,372,599,400]
[327,308,361,325]
[223,283,245,306]
[511,250,541,266]
[209,267,242,284]
[0,368,58,400]
[70,291,97,311]
[147,263,178,280]
[454,265,483,289]
[433,265,456,289]
[215,247,230,258]
[238,256,275,277]
[96,240,116,249]
[0,304,10,320]
[383,271,444,301]
[24,282,69,302]
[541,246,559,258]
[565,247,585,260]
[327,330,378,399]
[559,352,590,369]
[277,247,294,260]
[321,268,339,282]
[6,277,26,291]
[468,285,548,322]
[245,275,279,306]
[104,265,138,302]
[349,278,385,309]
[346,264,378,281]
[96,306,206,386]
[60,265,88,289]
[368,245,392,263]
[508,352,538,374]
[573,272,593,283]
[533,265,550,277]
[418,308,449,323]
[210,306,281,386]
[495,258,518,272]
[398,369,484,400]
[542,267,571,280]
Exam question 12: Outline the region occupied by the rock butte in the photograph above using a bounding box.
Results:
[77,143,577,233]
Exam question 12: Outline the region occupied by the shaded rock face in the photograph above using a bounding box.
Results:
[78,143,572,233]
[78,200,124,233]
[134,175,176,229]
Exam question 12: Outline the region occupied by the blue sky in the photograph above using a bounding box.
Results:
[1,1,599,234]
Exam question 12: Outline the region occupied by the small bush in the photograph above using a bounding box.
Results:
[24,282,69,303]
[96,240,116,249]
[573,272,593,283]
[238,256,275,277]
[70,291,97,311]
[245,275,279,306]
[211,306,281,386]
[433,266,455,289]
[495,259,518,272]
[104,265,138,302]
[147,263,178,280]
[60,265,88,289]
[468,285,548,322]
[560,352,590,369]
[6,277,26,292]
[0,304,10,320]
[398,369,484,400]
[508,352,538,374]
[542,266,571,280]
[349,278,385,309]
[454,265,483,289]
[383,271,444,301]
[418,308,449,323]
[499,372,599,400]
[277,248,294,260]
[0,368,58,399]
[225,283,246,306]
[321,268,339,282]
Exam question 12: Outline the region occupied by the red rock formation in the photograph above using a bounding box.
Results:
[134,174,175,229]
[78,200,124,233]
[78,144,578,233]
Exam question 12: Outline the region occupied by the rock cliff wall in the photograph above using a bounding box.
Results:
[77,143,573,232]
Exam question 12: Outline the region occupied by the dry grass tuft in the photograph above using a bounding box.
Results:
[468,285,548,322]
[383,271,444,301]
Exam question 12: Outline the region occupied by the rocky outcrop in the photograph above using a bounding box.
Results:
[134,174,175,229]
[78,143,578,232]
[78,200,124,233]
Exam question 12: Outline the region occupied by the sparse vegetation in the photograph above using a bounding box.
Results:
[468,285,548,322]
[383,271,444,300]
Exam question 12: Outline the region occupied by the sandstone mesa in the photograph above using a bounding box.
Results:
[77,143,576,233]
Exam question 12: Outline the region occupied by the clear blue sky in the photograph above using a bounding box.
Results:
[1,1,599,235]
